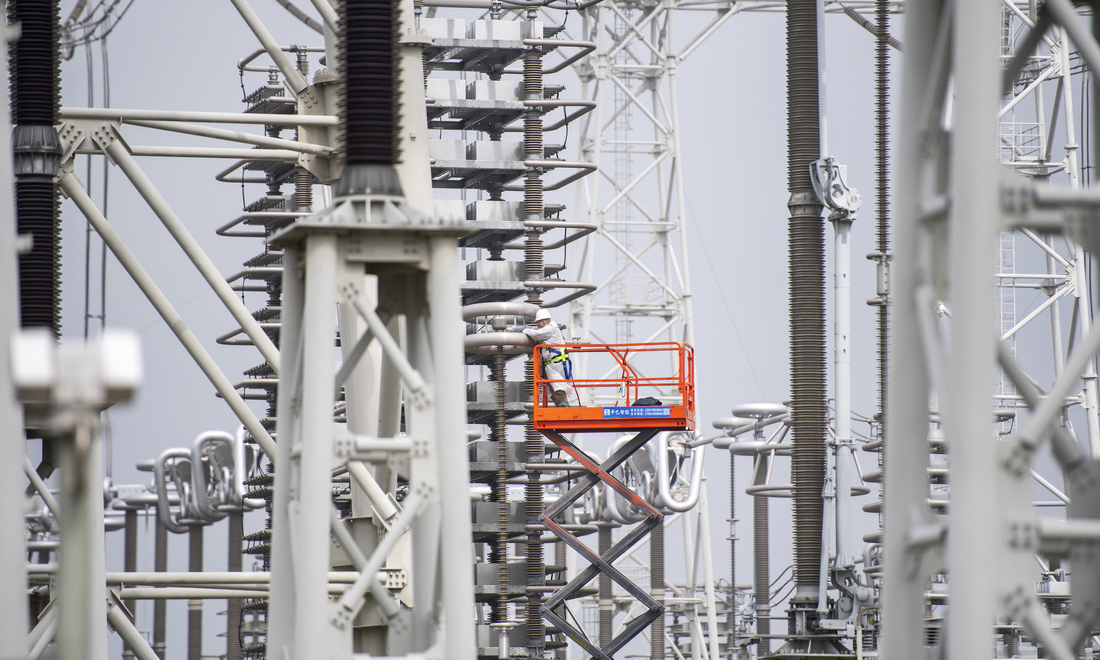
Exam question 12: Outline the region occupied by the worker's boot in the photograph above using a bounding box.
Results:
[552,390,569,407]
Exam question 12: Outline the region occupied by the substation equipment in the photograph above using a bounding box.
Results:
[13,1,1100,660]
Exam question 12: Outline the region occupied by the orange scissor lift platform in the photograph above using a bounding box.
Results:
[532,341,696,433]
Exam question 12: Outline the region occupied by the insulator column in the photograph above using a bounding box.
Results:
[294,47,313,213]
[521,27,548,656]
[491,349,510,623]
[153,517,167,658]
[873,0,892,545]
[598,525,613,647]
[785,0,826,603]
[753,455,771,656]
[728,451,737,652]
[523,359,546,657]
[8,0,63,335]
[522,43,546,301]
[650,521,665,660]
[227,511,244,660]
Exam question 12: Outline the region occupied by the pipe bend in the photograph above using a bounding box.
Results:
[154,448,194,534]
[191,431,234,522]
[463,331,534,354]
[461,302,540,322]
[655,432,705,512]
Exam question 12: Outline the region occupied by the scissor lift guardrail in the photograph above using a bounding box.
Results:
[532,342,695,433]
[534,342,695,658]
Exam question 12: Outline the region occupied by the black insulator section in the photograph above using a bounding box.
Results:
[523,359,545,654]
[9,0,63,335]
[491,350,510,623]
[752,457,770,655]
[523,51,542,99]
[8,0,60,125]
[523,171,543,217]
[788,213,826,592]
[523,231,543,280]
[15,176,61,332]
[342,0,399,166]
[786,0,825,595]
[785,1,820,192]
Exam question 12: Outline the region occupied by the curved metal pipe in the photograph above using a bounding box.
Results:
[462,302,540,322]
[191,431,234,522]
[502,220,598,251]
[524,280,598,308]
[154,448,194,534]
[602,437,652,524]
[463,331,533,354]
[503,160,597,192]
[654,432,704,512]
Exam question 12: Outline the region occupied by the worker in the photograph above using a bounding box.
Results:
[524,308,574,406]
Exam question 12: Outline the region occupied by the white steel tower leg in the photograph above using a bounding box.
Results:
[57,422,108,660]
[945,2,999,658]
[427,235,479,659]
[267,232,340,660]
[267,244,303,658]
[881,0,940,654]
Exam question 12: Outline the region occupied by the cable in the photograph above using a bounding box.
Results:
[684,197,767,400]
[273,0,323,34]
[61,0,137,53]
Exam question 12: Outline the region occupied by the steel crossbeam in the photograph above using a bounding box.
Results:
[538,429,664,658]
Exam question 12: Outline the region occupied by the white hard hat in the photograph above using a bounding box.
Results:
[534,309,551,322]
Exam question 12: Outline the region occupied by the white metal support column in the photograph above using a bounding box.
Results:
[0,17,29,655]
[946,2,1000,658]
[266,229,340,660]
[881,0,941,654]
[427,234,480,658]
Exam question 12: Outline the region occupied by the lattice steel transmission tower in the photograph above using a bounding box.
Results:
[566,0,739,348]
[545,3,738,659]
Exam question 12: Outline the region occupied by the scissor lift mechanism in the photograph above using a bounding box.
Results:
[533,342,695,658]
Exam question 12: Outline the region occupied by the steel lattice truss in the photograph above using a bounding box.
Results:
[558,0,743,347]
[883,1,1100,658]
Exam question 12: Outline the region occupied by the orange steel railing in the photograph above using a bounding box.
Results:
[532,341,695,432]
